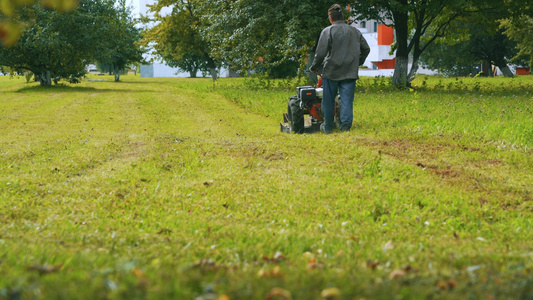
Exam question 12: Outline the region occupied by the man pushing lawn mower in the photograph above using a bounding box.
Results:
[281,4,370,134]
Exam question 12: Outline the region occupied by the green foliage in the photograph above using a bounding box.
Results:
[421,41,478,77]
[0,0,143,85]
[93,0,144,82]
[421,16,517,77]
[197,0,351,77]
[142,0,219,79]
[501,15,533,68]
[254,58,299,79]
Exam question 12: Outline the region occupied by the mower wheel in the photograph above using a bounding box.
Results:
[288,96,304,134]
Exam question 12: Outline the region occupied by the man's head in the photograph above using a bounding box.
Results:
[328,4,344,22]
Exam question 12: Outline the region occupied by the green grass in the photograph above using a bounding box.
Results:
[0,74,532,299]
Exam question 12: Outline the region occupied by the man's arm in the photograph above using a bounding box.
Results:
[310,28,330,74]
[359,34,370,66]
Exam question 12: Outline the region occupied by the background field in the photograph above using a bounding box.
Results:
[0,74,532,299]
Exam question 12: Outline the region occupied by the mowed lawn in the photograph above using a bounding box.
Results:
[0,74,532,299]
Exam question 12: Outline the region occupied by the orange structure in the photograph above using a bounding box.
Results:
[374,58,396,69]
[377,24,394,45]
[371,24,396,69]
[516,67,531,75]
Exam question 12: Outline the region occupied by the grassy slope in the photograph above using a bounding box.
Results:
[0,75,532,299]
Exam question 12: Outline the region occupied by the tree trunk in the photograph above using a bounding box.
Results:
[407,56,420,84]
[190,68,197,78]
[407,35,425,85]
[392,3,409,87]
[481,61,493,77]
[210,67,217,82]
[40,70,52,86]
[393,56,409,87]
[495,62,514,77]
[113,65,120,82]
[206,56,218,82]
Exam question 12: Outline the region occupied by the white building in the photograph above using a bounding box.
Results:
[351,19,438,77]
[351,19,396,76]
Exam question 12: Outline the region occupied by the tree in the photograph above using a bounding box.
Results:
[421,15,517,77]
[469,24,516,77]
[197,0,352,78]
[419,38,478,77]
[94,0,144,82]
[0,0,144,85]
[142,0,220,79]
[351,0,471,87]
[0,2,102,85]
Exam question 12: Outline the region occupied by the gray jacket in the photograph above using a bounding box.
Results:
[310,20,370,81]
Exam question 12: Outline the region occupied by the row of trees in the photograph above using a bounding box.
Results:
[0,0,143,85]
[143,0,533,87]
[2,0,532,87]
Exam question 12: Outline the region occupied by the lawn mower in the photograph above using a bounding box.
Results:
[280,78,340,134]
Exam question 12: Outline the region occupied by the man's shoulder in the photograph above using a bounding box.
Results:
[347,24,363,35]
[322,24,334,31]
[334,22,361,32]
[346,23,360,30]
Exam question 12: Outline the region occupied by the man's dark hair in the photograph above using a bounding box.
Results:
[328,4,344,21]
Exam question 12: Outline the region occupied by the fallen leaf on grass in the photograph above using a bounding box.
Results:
[265,287,292,300]
[257,266,283,278]
[263,251,284,262]
[133,268,144,278]
[467,265,482,273]
[436,280,457,290]
[382,240,394,252]
[27,264,62,275]
[133,268,149,289]
[389,265,417,280]
[366,259,380,270]
[218,296,230,300]
[388,269,406,280]
[320,287,340,300]
[191,258,225,271]
[306,258,324,270]
[157,228,172,235]
[436,281,447,290]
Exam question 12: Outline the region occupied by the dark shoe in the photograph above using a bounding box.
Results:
[320,123,332,134]
[340,125,352,132]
